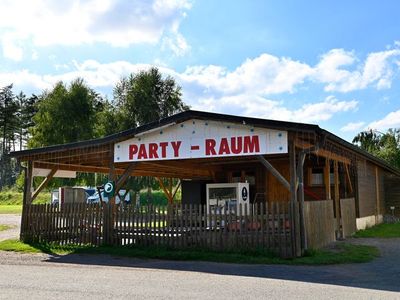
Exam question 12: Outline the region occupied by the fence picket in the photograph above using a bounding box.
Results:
[21,201,294,258]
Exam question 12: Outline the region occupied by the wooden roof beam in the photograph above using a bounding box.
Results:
[295,139,351,164]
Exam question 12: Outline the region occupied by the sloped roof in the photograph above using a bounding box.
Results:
[9,109,400,176]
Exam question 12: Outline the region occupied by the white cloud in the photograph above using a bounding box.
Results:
[0,0,191,59]
[31,50,39,61]
[341,121,365,132]
[314,48,400,92]
[367,110,400,130]
[192,95,358,124]
[2,33,23,61]
[0,58,359,125]
[181,54,313,95]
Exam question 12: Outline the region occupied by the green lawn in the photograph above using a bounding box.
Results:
[0,190,50,205]
[0,224,14,231]
[0,205,22,214]
[0,239,379,265]
[354,222,400,238]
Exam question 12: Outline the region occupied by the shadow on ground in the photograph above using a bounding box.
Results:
[41,238,400,293]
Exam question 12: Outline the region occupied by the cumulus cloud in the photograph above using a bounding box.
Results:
[315,48,400,92]
[367,110,400,130]
[180,54,313,95]
[0,57,359,124]
[192,94,358,123]
[341,121,366,132]
[0,0,191,59]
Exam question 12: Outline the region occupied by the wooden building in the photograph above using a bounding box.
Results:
[10,110,400,255]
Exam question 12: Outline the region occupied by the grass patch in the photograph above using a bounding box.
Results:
[354,222,400,238]
[0,239,379,265]
[293,243,379,264]
[0,224,14,231]
[0,191,49,205]
[0,205,22,214]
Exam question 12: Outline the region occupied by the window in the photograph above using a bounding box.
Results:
[310,168,336,186]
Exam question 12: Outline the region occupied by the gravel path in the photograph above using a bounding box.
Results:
[0,214,20,241]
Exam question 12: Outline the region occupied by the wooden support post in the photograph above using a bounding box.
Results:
[289,135,300,257]
[171,180,181,200]
[21,160,33,240]
[257,155,290,191]
[375,166,380,217]
[324,158,331,200]
[157,177,173,203]
[115,163,136,195]
[105,145,116,245]
[334,160,341,238]
[344,164,353,195]
[31,168,57,202]
[23,160,33,205]
[297,152,307,252]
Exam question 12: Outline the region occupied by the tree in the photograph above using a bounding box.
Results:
[15,92,38,150]
[353,129,400,169]
[113,67,189,131]
[0,85,20,189]
[29,79,102,148]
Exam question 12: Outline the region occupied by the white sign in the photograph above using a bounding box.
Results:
[114,119,287,163]
[33,168,77,178]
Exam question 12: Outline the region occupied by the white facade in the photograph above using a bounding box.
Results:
[114,119,288,163]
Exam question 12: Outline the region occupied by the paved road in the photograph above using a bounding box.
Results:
[1,238,400,299]
[0,250,399,300]
[0,214,399,299]
[0,214,20,241]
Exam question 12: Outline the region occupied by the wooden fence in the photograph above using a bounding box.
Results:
[304,200,335,249]
[21,202,294,258]
[340,198,356,237]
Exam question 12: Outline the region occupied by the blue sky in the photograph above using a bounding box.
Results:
[1,0,400,141]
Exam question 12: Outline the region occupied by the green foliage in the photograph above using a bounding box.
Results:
[0,85,20,189]
[353,128,400,169]
[354,222,400,238]
[0,190,50,205]
[139,190,169,205]
[0,205,22,214]
[29,79,101,148]
[4,69,188,192]
[114,67,189,130]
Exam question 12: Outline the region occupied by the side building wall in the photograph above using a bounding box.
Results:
[384,174,400,217]
[356,160,385,229]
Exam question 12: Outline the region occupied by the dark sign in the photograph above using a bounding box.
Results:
[242,187,248,201]
[104,181,115,198]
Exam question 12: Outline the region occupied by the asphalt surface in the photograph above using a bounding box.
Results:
[0,214,399,299]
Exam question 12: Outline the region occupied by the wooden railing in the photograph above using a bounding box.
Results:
[21,202,294,258]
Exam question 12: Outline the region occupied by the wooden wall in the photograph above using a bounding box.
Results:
[357,160,378,217]
[266,161,290,202]
[304,200,335,249]
[340,198,357,237]
[384,175,400,216]
[377,169,386,215]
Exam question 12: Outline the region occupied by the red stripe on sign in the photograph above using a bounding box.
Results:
[191,145,200,150]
